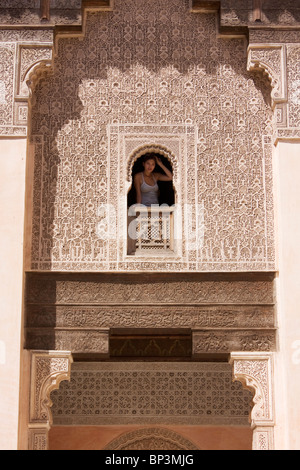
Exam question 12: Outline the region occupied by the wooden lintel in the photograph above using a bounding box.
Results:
[190,0,220,13]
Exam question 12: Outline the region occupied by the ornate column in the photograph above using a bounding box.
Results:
[230,353,275,451]
[28,350,73,451]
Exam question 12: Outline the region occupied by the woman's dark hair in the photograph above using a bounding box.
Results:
[128,152,175,207]
[143,153,156,163]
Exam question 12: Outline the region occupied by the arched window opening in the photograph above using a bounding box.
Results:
[127,153,176,256]
[127,153,175,207]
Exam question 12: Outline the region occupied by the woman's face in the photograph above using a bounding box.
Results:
[143,159,156,174]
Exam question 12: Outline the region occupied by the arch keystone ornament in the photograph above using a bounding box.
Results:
[230,352,275,451]
[28,350,73,451]
[127,143,177,184]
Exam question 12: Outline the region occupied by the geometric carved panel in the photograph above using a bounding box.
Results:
[50,362,253,426]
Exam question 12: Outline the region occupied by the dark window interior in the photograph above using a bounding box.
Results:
[127,153,175,207]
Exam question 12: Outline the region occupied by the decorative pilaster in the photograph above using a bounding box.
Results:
[247,44,287,110]
[230,352,275,451]
[28,350,73,450]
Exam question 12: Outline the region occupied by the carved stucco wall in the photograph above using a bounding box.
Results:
[1,0,299,452]
[1,1,300,272]
[28,0,276,272]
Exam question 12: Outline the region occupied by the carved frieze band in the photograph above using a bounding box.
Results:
[25,273,276,354]
[26,328,110,355]
[230,352,275,451]
[193,330,276,355]
[28,350,73,450]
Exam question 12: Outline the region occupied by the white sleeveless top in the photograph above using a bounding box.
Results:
[140,173,159,206]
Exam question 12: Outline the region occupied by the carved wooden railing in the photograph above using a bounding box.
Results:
[129,205,175,255]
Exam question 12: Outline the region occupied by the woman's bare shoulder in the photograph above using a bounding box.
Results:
[134,172,142,182]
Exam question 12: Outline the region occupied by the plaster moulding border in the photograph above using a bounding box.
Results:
[230,352,275,451]
[108,123,197,265]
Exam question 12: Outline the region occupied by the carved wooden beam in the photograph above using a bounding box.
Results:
[40,0,50,21]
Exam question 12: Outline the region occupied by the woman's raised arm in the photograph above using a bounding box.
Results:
[154,157,173,181]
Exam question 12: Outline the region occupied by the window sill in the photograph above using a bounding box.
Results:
[125,251,178,259]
